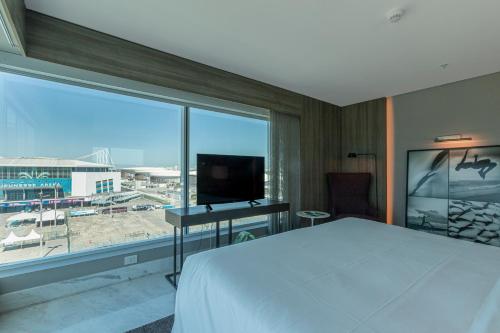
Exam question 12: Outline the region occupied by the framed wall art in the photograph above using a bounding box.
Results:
[406,145,500,247]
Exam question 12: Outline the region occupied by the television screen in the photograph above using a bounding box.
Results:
[197,154,265,205]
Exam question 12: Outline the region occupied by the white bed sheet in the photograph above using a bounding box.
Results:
[172,218,500,333]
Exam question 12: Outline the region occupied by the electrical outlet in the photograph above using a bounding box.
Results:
[124,255,138,266]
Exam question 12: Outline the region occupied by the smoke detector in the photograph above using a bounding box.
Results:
[386,8,405,23]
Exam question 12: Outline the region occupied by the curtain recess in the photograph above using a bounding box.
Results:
[269,111,301,233]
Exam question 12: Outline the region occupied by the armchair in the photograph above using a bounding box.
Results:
[326,172,379,221]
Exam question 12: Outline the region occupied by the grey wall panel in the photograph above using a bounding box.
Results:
[392,72,500,226]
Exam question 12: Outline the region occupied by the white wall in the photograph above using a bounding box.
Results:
[391,71,500,226]
[71,172,121,197]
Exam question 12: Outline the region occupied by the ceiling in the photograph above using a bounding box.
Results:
[25,0,500,106]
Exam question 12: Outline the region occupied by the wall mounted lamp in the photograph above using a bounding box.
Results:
[434,134,472,143]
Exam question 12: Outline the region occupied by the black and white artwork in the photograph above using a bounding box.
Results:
[448,200,500,247]
[406,146,500,247]
[449,148,500,202]
[407,150,448,199]
[407,196,448,235]
[407,150,449,234]
[447,147,500,245]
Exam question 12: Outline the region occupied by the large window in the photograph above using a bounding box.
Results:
[0,71,269,266]
[0,71,181,264]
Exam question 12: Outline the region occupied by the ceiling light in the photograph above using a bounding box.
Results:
[386,8,405,23]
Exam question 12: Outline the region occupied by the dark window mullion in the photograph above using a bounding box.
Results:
[181,106,190,235]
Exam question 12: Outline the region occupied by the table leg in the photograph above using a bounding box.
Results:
[277,212,281,233]
[216,221,220,248]
[228,219,232,244]
[180,226,184,271]
[170,226,177,287]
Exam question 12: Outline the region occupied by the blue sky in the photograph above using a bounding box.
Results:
[0,72,268,168]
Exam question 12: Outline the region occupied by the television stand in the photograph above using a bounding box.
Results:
[205,204,213,212]
[248,200,261,207]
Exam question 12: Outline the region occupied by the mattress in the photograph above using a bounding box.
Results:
[172,218,500,333]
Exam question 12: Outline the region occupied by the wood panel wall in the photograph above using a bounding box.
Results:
[340,98,387,220]
[25,10,302,116]
[301,97,342,213]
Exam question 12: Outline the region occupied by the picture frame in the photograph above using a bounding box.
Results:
[406,145,500,247]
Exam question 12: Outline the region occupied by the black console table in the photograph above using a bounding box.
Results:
[165,199,290,287]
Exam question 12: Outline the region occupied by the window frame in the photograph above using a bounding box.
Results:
[0,52,269,285]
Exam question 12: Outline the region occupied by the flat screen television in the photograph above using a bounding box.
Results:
[197,154,265,206]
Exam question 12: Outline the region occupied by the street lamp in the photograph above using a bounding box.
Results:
[53,184,60,228]
[37,189,54,255]
[38,190,48,254]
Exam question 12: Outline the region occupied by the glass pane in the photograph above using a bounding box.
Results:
[189,108,269,234]
[0,71,182,265]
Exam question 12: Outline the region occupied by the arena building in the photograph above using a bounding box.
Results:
[0,157,121,203]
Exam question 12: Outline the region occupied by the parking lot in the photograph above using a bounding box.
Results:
[0,196,174,264]
[0,193,269,265]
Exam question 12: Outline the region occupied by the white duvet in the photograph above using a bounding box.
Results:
[172,218,500,333]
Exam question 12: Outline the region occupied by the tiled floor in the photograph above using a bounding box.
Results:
[0,272,176,333]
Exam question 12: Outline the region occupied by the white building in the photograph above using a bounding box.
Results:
[71,171,122,197]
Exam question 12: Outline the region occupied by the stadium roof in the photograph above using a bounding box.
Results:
[121,167,196,177]
[121,167,181,178]
[0,157,112,168]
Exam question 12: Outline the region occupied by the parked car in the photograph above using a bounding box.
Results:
[70,209,98,217]
[101,206,128,215]
[132,204,155,211]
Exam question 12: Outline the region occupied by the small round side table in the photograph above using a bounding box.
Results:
[296,210,330,227]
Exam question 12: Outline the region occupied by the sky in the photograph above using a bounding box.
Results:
[0,72,268,168]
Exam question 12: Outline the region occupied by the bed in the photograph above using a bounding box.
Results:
[172,217,500,333]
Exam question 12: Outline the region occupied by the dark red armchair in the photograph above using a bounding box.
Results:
[326,172,379,221]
